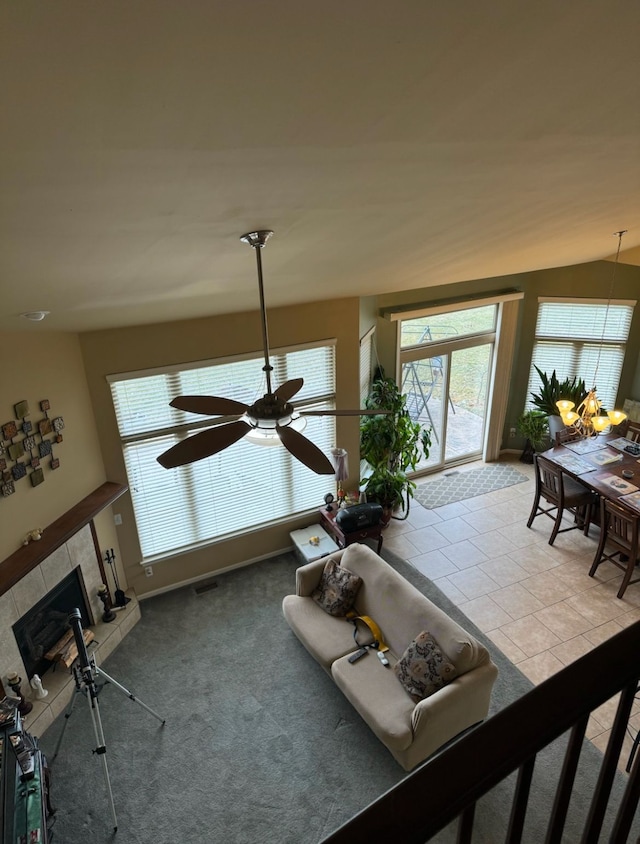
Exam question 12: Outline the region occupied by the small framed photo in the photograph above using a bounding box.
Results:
[23,436,36,452]
[39,418,53,436]
[2,421,18,440]
[50,457,60,470]
[52,416,65,432]
[55,433,63,443]
[30,468,45,487]
[22,420,33,435]
[14,400,29,419]
[1,480,15,497]
[40,399,50,412]
[30,457,40,469]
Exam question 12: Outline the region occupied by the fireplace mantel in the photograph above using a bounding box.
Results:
[0,481,127,598]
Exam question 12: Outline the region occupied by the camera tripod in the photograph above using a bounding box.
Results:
[50,608,166,832]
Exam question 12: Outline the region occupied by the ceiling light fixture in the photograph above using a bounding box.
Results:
[21,311,50,322]
[556,230,628,436]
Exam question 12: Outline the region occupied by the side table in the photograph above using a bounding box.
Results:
[289,525,337,564]
[319,507,383,555]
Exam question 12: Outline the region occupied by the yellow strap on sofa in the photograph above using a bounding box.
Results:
[346,611,389,653]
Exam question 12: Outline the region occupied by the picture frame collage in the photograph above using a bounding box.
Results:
[1,399,65,497]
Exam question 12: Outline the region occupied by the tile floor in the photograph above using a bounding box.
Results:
[383,455,640,773]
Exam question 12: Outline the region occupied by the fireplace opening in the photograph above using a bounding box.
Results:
[13,567,92,679]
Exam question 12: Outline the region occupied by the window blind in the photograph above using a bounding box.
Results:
[527,301,634,411]
[109,344,336,560]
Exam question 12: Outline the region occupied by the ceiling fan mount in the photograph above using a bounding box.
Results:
[239,229,273,249]
[157,229,385,475]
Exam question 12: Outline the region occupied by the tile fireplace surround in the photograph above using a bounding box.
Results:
[0,485,140,737]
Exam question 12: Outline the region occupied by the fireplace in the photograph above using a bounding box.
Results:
[13,567,92,680]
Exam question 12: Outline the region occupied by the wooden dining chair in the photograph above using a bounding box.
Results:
[625,421,640,443]
[589,498,640,599]
[527,454,597,545]
[555,427,581,446]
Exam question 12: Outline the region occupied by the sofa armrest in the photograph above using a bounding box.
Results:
[295,548,346,596]
[411,659,499,746]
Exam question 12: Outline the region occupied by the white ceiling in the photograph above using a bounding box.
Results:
[1,1,639,334]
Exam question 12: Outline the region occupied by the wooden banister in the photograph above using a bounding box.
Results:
[323,620,640,844]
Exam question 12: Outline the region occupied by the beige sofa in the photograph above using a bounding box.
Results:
[282,543,498,771]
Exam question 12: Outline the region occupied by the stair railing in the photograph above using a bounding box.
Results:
[323,619,640,843]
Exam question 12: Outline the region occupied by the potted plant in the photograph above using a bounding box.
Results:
[360,375,431,521]
[529,366,587,439]
[516,409,549,463]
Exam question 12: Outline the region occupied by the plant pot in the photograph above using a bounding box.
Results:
[520,439,536,464]
[547,415,565,441]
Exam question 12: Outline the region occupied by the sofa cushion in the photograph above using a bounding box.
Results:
[282,595,358,672]
[331,650,414,752]
[312,558,362,617]
[394,631,457,702]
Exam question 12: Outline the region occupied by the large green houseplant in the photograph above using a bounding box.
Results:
[529,366,587,439]
[530,366,587,416]
[516,410,549,463]
[360,375,431,520]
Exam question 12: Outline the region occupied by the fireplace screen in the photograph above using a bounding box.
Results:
[13,567,91,679]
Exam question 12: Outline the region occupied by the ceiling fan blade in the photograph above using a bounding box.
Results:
[274,378,304,402]
[157,420,251,468]
[170,395,250,416]
[276,424,335,475]
[300,409,392,416]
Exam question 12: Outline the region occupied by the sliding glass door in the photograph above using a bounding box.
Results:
[400,307,496,473]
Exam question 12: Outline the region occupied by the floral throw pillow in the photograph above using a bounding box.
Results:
[312,559,362,617]
[394,631,457,703]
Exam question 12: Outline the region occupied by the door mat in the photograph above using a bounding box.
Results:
[414,464,529,509]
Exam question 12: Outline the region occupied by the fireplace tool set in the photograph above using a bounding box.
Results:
[104,548,130,608]
[50,608,165,832]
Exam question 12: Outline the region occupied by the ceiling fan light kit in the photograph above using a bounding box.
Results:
[157,230,381,476]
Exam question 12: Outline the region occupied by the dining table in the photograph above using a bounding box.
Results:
[540,433,640,515]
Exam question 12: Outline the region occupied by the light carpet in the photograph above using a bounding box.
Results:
[414,464,529,509]
[38,547,634,843]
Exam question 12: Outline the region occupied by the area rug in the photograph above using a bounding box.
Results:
[37,548,633,844]
[415,464,529,509]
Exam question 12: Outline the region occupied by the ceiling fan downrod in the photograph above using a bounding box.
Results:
[240,230,275,395]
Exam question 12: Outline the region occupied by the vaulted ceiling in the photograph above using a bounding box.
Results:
[1,1,639,333]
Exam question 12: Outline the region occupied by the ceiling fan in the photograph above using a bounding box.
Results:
[157,230,384,475]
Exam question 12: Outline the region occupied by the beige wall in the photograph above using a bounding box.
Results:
[79,297,362,598]
[0,332,119,567]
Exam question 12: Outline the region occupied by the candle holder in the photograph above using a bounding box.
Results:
[6,673,33,716]
[97,585,117,623]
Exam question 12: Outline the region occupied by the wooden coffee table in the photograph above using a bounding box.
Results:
[319,507,383,554]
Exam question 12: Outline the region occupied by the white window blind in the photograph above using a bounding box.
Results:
[109,344,336,560]
[527,300,635,411]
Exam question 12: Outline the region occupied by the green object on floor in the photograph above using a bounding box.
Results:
[415,464,529,509]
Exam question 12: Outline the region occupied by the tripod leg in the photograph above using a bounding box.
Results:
[85,685,118,832]
[50,674,82,763]
[94,665,166,725]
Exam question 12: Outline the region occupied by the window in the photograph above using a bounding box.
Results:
[359,327,375,405]
[527,299,635,410]
[108,343,336,561]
